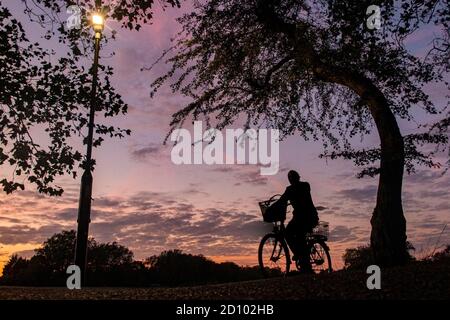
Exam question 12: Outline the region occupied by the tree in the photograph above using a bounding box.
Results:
[148,0,449,266]
[88,241,134,271]
[34,230,92,272]
[18,0,181,66]
[1,0,182,195]
[145,249,212,285]
[0,1,131,195]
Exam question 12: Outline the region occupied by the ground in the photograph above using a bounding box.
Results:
[0,260,448,300]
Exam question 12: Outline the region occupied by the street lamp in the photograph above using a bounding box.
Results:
[92,13,104,32]
[74,3,105,286]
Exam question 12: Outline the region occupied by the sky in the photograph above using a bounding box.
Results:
[0,1,449,273]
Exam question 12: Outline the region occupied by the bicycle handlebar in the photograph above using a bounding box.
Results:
[268,194,282,202]
[268,194,291,207]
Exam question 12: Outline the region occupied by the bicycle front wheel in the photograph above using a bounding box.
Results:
[258,233,290,277]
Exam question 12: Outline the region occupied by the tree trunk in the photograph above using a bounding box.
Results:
[310,66,408,265]
[254,0,408,266]
[366,93,408,266]
[339,75,408,266]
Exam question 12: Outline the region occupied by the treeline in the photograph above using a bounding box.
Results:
[0,230,263,287]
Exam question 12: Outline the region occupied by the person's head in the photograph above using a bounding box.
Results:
[288,170,300,185]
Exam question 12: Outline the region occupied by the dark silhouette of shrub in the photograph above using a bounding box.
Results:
[342,245,374,270]
[1,255,30,285]
[343,242,416,270]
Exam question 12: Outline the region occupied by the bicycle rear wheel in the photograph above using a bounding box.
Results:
[309,240,332,274]
[258,233,290,277]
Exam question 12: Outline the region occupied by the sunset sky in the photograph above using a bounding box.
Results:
[0,1,449,274]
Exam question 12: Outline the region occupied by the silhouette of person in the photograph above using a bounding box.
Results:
[280,170,319,273]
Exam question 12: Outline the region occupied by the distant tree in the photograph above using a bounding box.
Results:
[149,0,449,266]
[430,244,450,262]
[88,241,133,271]
[0,230,141,286]
[145,249,214,285]
[34,230,85,273]
[88,242,146,287]
[145,249,262,286]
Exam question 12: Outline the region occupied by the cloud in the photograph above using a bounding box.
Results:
[93,197,123,208]
[182,186,210,197]
[130,143,164,160]
[0,181,447,269]
[12,249,35,259]
[0,189,265,259]
[210,167,234,173]
[209,165,270,187]
[85,201,266,257]
[0,224,67,245]
[404,170,448,184]
[328,225,357,243]
[234,169,269,186]
[432,201,450,212]
[336,185,377,203]
[0,216,22,224]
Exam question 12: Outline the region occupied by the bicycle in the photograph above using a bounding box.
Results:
[258,194,332,276]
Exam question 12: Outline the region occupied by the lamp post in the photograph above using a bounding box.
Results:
[74,2,104,286]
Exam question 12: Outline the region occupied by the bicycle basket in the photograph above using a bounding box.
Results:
[259,195,287,223]
[310,221,330,239]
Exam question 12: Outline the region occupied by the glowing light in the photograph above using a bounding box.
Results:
[92,13,104,32]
